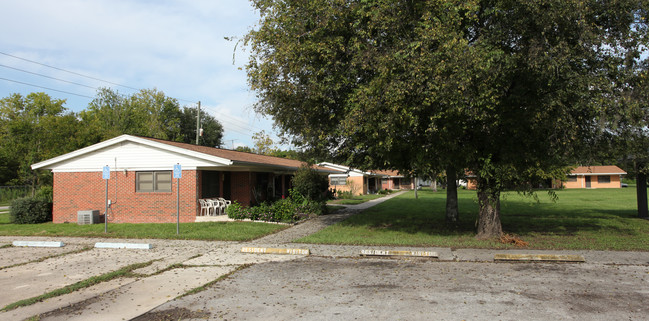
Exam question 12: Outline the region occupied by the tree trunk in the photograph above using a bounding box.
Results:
[445,167,459,223]
[637,171,648,219]
[414,177,418,199]
[475,180,503,239]
[432,178,437,192]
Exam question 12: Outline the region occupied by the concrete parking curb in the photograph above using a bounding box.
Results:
[360,249,438,258]
[241,247,310,255]
[12,241,65,247]
[94,242,153,249]
[494,253,585,263]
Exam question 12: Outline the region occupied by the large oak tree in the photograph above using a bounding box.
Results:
[246,0,648,238]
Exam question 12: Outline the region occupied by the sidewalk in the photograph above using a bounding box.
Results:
[254,191,407,244]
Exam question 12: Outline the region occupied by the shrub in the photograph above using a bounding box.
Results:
[225,189,321,223]
[291,165,330,202]
[337,190,354,199]
[226,201,248,220]
[10,197,52,224]
[35,185,53,203]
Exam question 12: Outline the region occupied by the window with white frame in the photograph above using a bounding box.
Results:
[330,176,347,185]
[136,171,172,192]
[567,176,577,182]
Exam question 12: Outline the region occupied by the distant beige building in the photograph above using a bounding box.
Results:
[562,165,626,189]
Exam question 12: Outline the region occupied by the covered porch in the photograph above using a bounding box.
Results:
[196,169,294,218]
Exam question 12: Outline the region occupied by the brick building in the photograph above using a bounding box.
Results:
[32,135,336,224]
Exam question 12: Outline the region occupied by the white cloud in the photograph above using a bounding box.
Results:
[0,0,267,146]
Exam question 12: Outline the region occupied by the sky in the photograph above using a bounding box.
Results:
[0,0,274,149]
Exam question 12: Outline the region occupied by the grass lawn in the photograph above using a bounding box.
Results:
[298,188,649,251]
[328,193,386,205]
[0,215,287,241]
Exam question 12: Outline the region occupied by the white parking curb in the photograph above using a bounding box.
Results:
[94,242,153,249]
[12,241,65,247]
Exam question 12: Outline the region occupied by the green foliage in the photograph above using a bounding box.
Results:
[34,185,53,203]
[252,130,276,155]
[291,165,330,202]
[179,106,224,147]
[246,0,649,237]
[9,197,52,224]
[336,190,354,199]
[235,146,254,153]
[377,189,392,195]
[0,186,30,203]
[226,188,324,223]
[0,93,83,186]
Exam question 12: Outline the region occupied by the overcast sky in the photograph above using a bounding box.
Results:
[0,0,274,149]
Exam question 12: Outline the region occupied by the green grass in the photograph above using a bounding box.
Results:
[298,188,649,251]
[0,221,287,241]
[0,211,9,224]
[328,193,385,205]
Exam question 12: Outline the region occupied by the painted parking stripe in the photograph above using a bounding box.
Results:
[241,247,310,255]
[360,249,438,258]
[94,242,153,249]
[12,241,65,247]
[494,254,585,262]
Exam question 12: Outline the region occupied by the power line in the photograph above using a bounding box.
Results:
[0,63,97,90]
[0,51,198,104]
[202,105,264,132]
[0,51,140,91]
[0,77,94,99]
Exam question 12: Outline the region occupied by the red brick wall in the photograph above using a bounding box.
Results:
[53,170,198,224]
[230,171,253,206]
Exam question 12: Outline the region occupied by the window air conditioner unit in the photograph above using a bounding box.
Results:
[77,210,100,225]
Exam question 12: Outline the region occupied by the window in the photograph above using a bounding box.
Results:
[330,177,347,185]
[597,175,611,184]
[567,176,577,182]
[137,171,172,192]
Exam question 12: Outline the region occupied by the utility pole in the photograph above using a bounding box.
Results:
[195,101,201,145]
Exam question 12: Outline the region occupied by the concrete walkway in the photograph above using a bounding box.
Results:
[1,190,648,320]
[254,191,406,244]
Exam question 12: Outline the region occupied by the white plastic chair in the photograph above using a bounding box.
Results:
[198,199,211,216]
[219,198,232,209]
[209,199,226,215]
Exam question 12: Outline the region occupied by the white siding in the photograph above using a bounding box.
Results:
[49,141,228,172]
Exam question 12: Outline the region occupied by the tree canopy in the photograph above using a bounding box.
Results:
[246,0,649,237]
[0,88,224,187]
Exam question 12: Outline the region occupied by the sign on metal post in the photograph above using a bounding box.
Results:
[173,164,182,179]
[174,164,181,234]
[103,165,109,233]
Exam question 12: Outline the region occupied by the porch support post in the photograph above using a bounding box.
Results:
[219,171,224,198]
[282,174,286,199]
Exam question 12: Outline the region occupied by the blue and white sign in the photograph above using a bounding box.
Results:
[102,165,110,180]
[173,164,182,179]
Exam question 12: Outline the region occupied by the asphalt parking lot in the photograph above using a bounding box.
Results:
[136,256,649,321]
[1,237,649,321]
